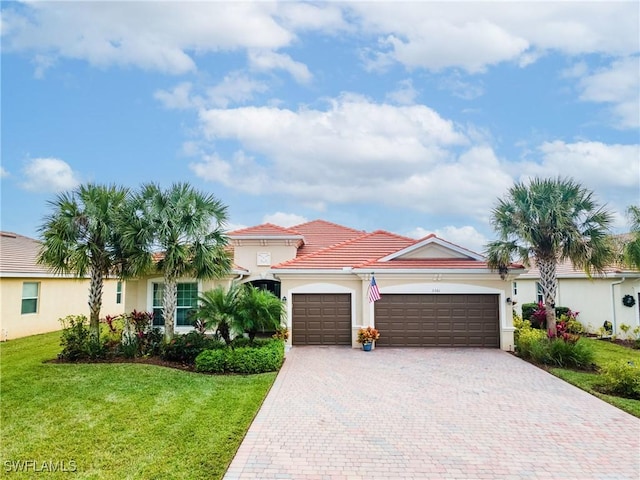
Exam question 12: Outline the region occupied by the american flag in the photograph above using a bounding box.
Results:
[368,275,381,303]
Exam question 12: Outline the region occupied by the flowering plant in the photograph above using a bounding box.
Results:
[357,326,380,344]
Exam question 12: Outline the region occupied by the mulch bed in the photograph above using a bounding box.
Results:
[46,356,195,372]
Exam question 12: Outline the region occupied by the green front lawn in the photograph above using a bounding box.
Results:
[549,337,640,418]
[0,331,276,479]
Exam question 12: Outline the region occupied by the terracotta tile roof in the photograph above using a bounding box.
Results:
[273,230,415,269]
[0,231,51,276]
[291,219,366,255]
[228,223,303,237]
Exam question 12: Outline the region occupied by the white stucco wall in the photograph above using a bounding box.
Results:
[516,277,640,334]
[0,276,123,340]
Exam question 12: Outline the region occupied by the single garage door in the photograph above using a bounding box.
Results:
[375,294,499,348]
[292,294,352,345]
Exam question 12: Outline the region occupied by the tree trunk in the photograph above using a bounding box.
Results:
[88,267,104,340]
[163,277,178,342]
[536,257,558,336]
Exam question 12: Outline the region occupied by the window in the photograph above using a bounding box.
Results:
[512,282,518,296]
[116,281,123,304]
[21,282,40,314]
[536,282,543,303]
[152,282,198,327]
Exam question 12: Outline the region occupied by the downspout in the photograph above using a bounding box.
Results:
[230,272,248,286]
[610,277,625,334]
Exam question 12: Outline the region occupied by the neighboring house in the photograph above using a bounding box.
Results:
[125,220,524,351]
[0,232,124,340]
[515,260,640,334]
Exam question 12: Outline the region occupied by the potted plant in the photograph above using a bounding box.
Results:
[357,326,380,351]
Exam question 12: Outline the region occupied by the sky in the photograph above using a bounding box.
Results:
[1,1,639,254]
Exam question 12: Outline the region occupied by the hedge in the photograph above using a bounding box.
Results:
[195,339,284,374]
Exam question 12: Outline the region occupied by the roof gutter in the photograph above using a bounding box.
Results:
[610,277,626,333]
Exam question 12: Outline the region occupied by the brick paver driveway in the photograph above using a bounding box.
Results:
[225,347,640,480]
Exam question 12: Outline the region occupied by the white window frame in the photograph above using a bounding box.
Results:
[116,281,123,304]
[147,278,201,332]
[536,282,543,303]
[21,282,40,315]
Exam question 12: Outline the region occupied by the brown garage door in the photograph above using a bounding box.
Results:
[292,294,352,345]
[375,294,499,348]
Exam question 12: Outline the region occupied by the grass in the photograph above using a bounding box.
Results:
[548,337,640,418]
[0,331,276,479]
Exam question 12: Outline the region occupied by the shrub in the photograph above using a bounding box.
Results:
[138,327,164,357]
[194,349,228,374]
[558,309,583,334]
[195,340,284,374]
[161,331,223,364]
[530,302,547,329]
[619,324,640,348]
[521,302,574,330]
[515,326,546,359]
[516,323,594,369]
[546,337,594,369]
[230,336,272,349]
[226,340,284,374]
[59,315,106,361]
[595,361,640,399]
[272,325,289,341]
[512,314,531,344]
[521,303,538,322]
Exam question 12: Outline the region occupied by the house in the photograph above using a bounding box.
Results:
[514,259,640,334]
[125,220,524,350]
[0,232,124,340]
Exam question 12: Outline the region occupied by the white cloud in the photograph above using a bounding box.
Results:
[225,222,249,233]
[351,2,639,72]
[560,61,588,79]
[207,72,269,108]
[154,82,201,110]
[2,2,293,75]
[515,140,640,225]
[276,2,348,33]
[578,56,640,129]
[439,74,485,100]
[0,167,9,178]
[407,225,490,255]
[386,79,418,105]
[155,74,269,111]
[190,96,515,218]
[21,158,80,193]
[262,212,308,228]
[518,141,639,190]
[6,2,636,78]
[248,50,312,84]
[197,95,467,176]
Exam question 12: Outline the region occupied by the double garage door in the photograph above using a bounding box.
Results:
[375,294,499,348]
[292,293,499,348]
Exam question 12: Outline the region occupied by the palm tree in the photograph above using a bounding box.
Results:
[122,183,231,341]
[193,285,240,345]
[234,285,285,342]
[38,184,131,340]
[486,177,614,336]
[622,205,640,270]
